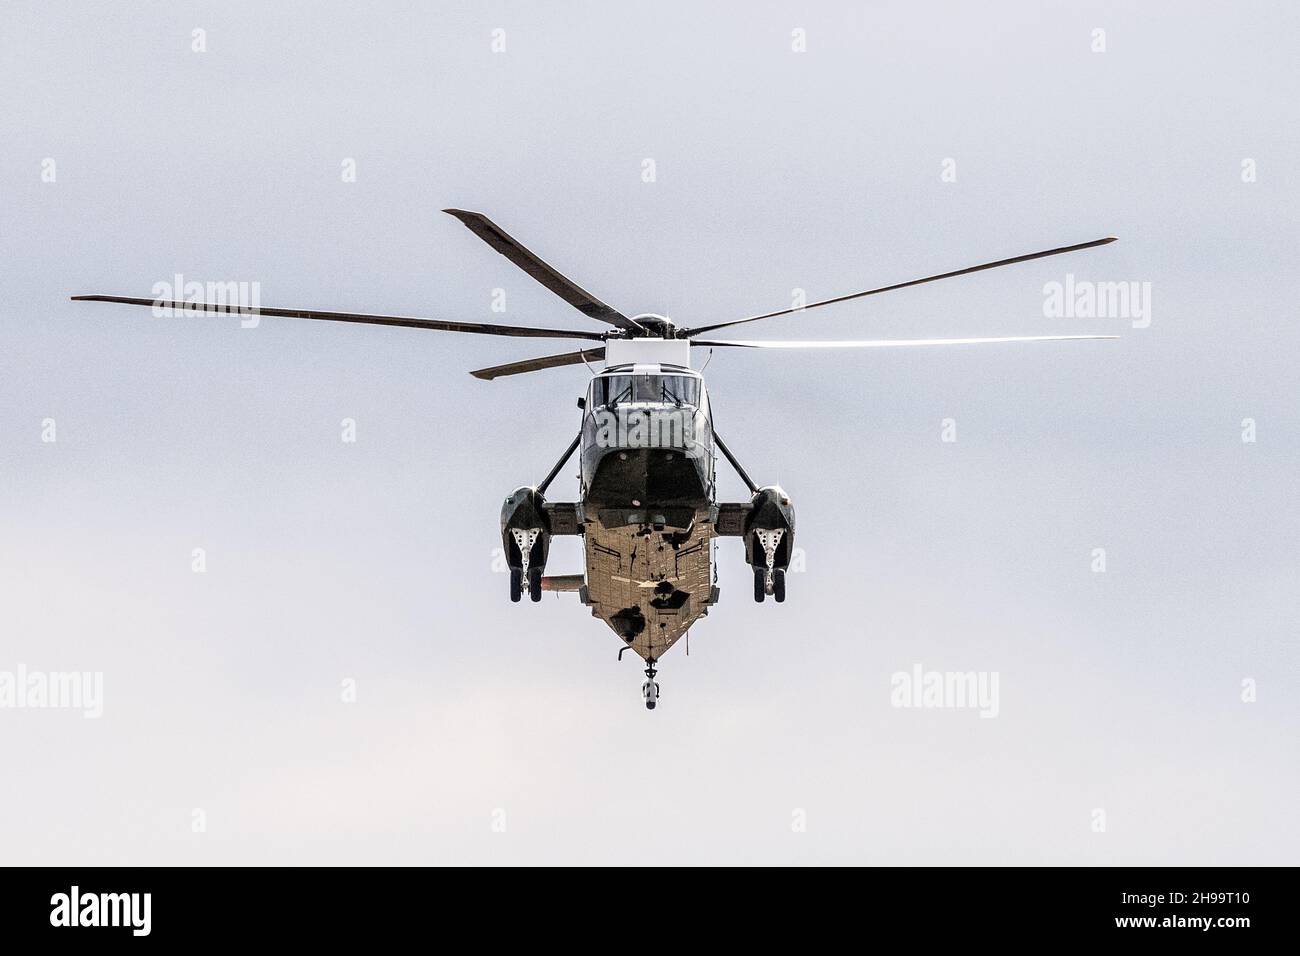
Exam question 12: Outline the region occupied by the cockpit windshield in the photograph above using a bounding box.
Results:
[592,374,700,407]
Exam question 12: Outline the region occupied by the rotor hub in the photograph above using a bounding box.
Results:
[628,313,679,338]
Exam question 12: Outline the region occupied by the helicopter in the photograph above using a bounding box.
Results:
[73,210,1117,709]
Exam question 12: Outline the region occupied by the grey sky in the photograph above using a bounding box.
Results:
[1,1,1296,864]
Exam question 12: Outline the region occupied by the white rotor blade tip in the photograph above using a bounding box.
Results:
[693,335,1118,349]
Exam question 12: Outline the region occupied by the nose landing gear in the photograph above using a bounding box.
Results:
[641,660,660,710]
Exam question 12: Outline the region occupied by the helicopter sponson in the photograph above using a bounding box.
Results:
[501,486,552,603]
[744,486,796,603]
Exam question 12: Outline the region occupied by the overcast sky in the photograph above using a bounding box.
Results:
[2,1,1296,864]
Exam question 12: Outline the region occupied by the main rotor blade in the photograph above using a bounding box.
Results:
[470,347,606,380]
[682,237,1118,336]
[443,209,641,332]
[71,295,605,340]
[691,334,1117,349]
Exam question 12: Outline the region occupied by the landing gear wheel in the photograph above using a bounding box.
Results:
[642,661,659,710]
[753,566,766,603]
[509,568,522,603]
[773,568,786,603]
[528,566,543,602]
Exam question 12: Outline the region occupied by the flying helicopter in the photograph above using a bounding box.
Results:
[73,210,1117,709]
